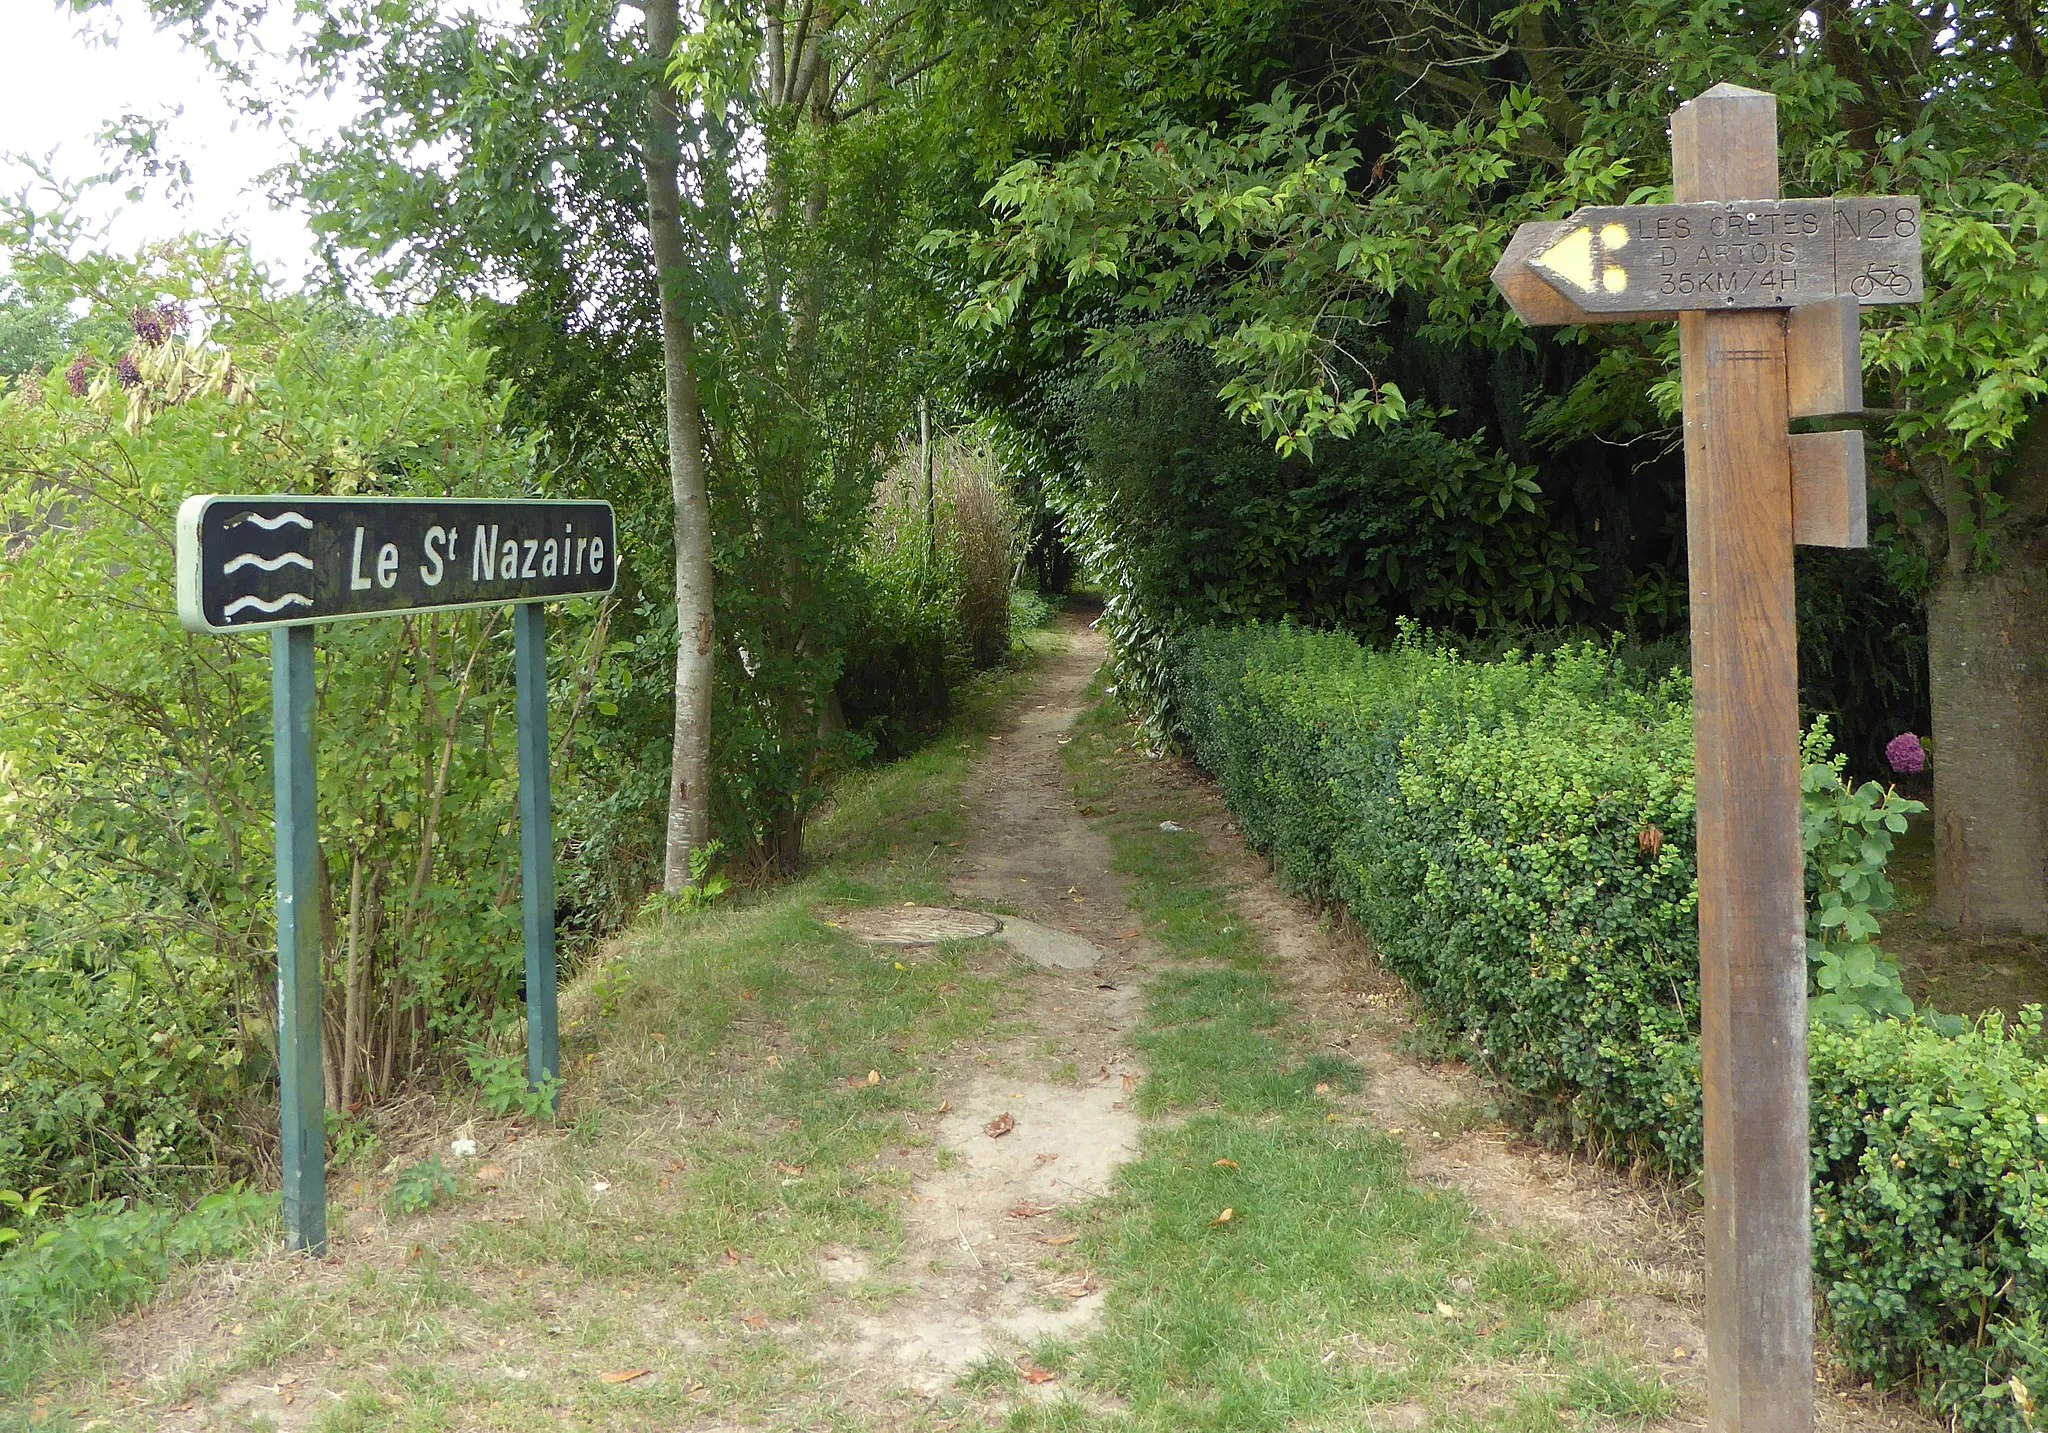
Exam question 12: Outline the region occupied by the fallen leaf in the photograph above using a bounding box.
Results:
[599,1367,651,1384]
[476,1163,505,1181]
[985,1111,1015,1139]
[740,989,757,1001]
[741,1314,767,1329]
[1034,1152,1061,1168]
[1008,1201,1055,1218]
[1435,1302,1458,1318]
[1209,1207,1235,1227]
[1314,1082,1332,1094]
[1213,1158,1239,1169]
[775,1162,807,1176]
[1121,1074,1137,1094]
[1038,1233,1080,1246]
[1019,1362,1057,1385]
[725,1248,742,1265]
[665,1159,688,1172]
[866,1070,882,1085]
[936,1100,953,1114]
[1672,1345,1690,1359]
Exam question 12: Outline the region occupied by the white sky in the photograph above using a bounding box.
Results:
[0,0,356,284]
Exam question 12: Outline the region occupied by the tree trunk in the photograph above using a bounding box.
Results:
[642,0,717,894]
[919,394,935,565]
[1927,563,2048,932]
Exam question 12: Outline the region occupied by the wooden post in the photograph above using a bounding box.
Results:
[515,601,561,1106]
[1672,84,1813,1432]
[272,625,327,1255]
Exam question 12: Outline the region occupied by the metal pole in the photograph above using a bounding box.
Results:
[515,602,561,1105]
[1672,83,1813,1431]
[272,625,326,1255]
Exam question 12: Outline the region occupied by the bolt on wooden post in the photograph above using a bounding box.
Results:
[1493,81,1921,1431]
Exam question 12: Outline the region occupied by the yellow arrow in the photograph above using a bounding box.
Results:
[1532,222,1632,295]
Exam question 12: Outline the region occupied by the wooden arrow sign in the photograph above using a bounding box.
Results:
[1510,197,1920,317]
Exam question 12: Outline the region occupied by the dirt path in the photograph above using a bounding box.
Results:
[831,617,1149,1395]
[61,614,1939,1430]
[1146,726,1935,1433]
[832,611,1929,1427]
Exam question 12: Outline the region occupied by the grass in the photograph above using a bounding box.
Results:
[14,629,1686,1432]
[984,689,1684,1431]
[12,635,1063,1433]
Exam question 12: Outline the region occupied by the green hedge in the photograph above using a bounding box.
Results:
[1165,621,2048,1431]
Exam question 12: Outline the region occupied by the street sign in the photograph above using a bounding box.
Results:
[176,496,616,634]
[175,490,612,1254]
[1523,197,1921,313]
[1492,84,1927,1433]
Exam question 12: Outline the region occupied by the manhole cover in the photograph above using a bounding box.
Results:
[830,906,1002,947]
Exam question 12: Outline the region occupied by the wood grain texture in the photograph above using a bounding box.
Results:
[1787,297,1864,418]
[1791,430,1869,547]
[1674,83,1816,1433]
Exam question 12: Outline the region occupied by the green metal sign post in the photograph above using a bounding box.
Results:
[178,496,616,1253]
[272,626,325,1254]
[514,602,560,1105]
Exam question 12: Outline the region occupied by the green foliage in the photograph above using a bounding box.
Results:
[461,1047,564,1122]
[837,538,968,761]
[1802,721,1921,1026]
[0,245,621,1205]
[0,1187,274,1399]
[1165,620,2048,1424]
[1811,1012,2048,1431]
[264,0,973,869]
[1045,349,1590,714]
[386,1158,461,1217]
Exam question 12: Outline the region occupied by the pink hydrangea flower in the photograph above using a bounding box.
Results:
[1885,731,1926,774]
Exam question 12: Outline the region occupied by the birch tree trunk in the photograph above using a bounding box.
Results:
[642,0,717,892]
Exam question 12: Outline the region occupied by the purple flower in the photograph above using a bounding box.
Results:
[131,302,187,347]
[1885,731,1926,774]
[64,354,92,397]
[115,355,143,389]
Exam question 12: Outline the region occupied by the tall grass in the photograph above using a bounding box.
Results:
[869,435,1023,669]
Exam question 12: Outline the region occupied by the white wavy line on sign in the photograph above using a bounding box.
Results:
[222,592,313,618]
[222,551,313,574]
[227,511,313,531]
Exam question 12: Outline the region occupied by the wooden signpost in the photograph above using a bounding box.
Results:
[176,495,618,1254]
[1494,85,1922,1433]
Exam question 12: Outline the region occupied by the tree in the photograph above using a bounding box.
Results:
[109,0,957,873]
[948,0,2048,931]
[641,0,717,892]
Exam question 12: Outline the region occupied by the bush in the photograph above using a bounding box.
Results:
[841,435,1026,756]
[1046,350,1591,715]
[0,1186,275,1398]
[0,247,627,1205]
[1166,620,2048,1429]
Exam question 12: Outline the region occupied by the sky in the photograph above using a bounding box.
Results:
[0,0,351,282]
